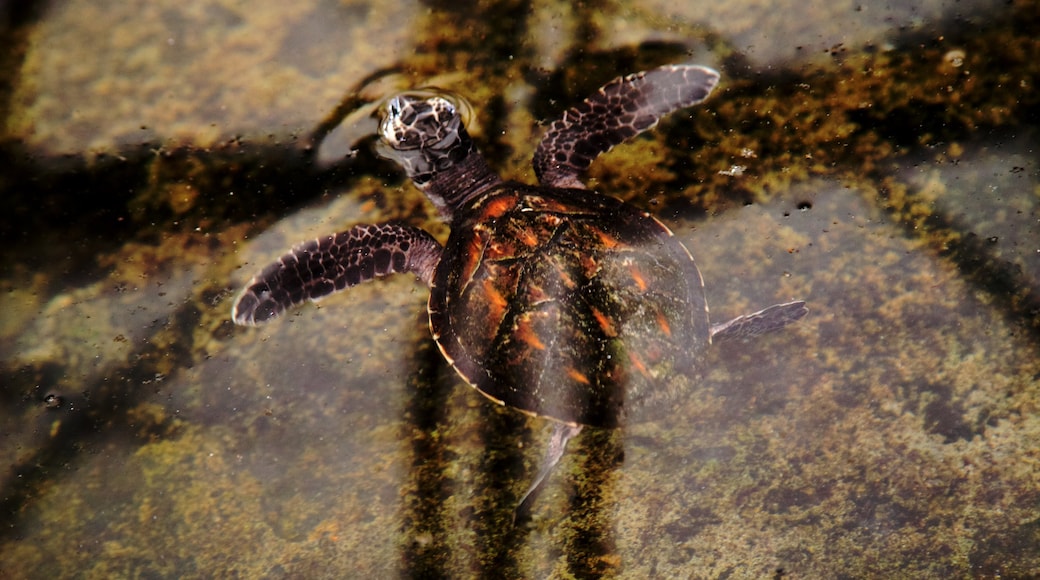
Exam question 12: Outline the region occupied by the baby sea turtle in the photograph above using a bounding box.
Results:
[233,64,807,515]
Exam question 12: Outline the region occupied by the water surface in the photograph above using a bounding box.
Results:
[1,0,1038,577]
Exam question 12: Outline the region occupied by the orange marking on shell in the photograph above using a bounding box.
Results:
[525,281,550,303]
[628,264,648,292]
[595,229,622,249]
[519,228,540,247]
[558,267,577,290]
[628,351,651,378]
[483,278,508,322]
[515,318,546,350]
[461,234,485,278]
[480,194,517,220]
[592,306,618,337]
[486,239,513,260]
[580,254,599,277]
[540,197,566,211]
[656,311,672,337]
[567,368,591,385]
[457,229,493,296]
[539,213,564,227]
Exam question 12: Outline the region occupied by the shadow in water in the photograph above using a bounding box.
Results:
[399,329,455,576]
[0,298,201,539]
[560,427,623,578]
[470,396,534,575]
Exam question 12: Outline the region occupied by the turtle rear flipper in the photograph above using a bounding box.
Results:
[514,422,583,524]
[232,223,441,325]
[533,65,720,189]
[710,300,808,342]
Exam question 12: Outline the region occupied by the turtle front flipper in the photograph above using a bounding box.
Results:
[533,64,720,189]
[232,223,442,325]
[709,300,808,343]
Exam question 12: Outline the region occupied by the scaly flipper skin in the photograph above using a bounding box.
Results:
[232,224,442,325]
[514,422,583,524]
[710,300,809,342]
[533,65,721,188]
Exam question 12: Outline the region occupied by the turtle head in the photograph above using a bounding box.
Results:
[377,94,474,187]
[376,92,501,217]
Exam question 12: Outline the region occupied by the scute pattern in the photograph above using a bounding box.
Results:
[429,185,709,427]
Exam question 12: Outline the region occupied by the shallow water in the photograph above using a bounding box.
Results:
[2,0,1038,577]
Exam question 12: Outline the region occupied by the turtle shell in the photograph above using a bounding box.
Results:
[428,184,709,428]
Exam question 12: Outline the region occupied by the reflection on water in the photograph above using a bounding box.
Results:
[1,0,1038,577]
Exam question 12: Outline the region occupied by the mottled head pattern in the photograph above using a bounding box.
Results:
[377,95,473,187]
[376,93,501,218]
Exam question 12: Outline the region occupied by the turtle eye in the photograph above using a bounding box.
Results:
[387,97,403,119]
